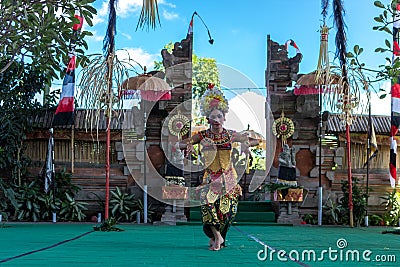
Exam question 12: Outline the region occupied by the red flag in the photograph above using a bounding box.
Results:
[285,39,301,54]
[53,14,83,126]
[187,16,193,35]
[390,4,400,188]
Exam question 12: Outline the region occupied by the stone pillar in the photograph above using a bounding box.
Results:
[161,200,187,225]
[277,202,303,225]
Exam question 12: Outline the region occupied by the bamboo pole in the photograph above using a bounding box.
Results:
[104,0,116,221]
[365,95,371,226]
[105,53,114,220]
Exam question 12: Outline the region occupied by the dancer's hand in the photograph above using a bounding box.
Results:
[186,143,194,155]
[241,140,250,155]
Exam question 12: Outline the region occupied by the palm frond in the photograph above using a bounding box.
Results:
[321,0,329,20]
[136,0,160,30]
[103,0,117,57]
[333,0,347,73]
[77,51,142,135]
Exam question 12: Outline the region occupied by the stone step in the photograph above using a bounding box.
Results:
[189,210,275,223]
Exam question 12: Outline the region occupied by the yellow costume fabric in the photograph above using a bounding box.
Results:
[198,129,242,235]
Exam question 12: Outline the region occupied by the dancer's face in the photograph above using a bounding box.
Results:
[208,109,225,130]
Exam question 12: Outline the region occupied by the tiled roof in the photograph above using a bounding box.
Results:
[29,109,136,130]
[326,114,390,134]
[30,109,392,134]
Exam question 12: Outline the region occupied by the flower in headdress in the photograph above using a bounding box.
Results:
[200,84,229,117]
[209,98,220,109]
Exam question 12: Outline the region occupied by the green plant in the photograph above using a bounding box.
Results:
[38,168,81,221]
[93,217,124,232]
[109,187,138,222]
[38,191,62,221]
[368,214,384,226]
[250,184,267,201]
[1,160,82,222]
[249,147,266,171]
[323,198,346,225]
[0,210,7,224]
[339,178,368,226]
[0,1,96,79]
[302,213,318,225]
[14,181,42,222]
[136,199,155,223]
[59,193,88,222]
[0,178,18,220]
[53,168,81,197]
[380,189,400,226]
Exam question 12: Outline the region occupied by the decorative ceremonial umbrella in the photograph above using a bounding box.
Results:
[294,71,340,96]
[120,72,171,102]
[120,72,171,223]
[242,129,266,149]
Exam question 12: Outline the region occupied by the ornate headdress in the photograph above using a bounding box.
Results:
[200,83,229,117]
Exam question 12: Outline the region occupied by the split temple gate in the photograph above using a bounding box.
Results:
[266,35,399,222]
[23,34,399,224]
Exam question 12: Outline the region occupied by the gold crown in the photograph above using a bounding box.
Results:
[200,83,229,117]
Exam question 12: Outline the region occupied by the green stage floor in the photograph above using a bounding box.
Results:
[0,223,399,266]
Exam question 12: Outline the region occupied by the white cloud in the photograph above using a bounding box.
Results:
[92,0,141,26]
[91,1,108,27]
[98,1,109,16]
[121,32,132,40]
[116,0,142,18]
[371,81,390,116]
[158,0,176,8]
[93,0,178,24]
[91,13,105,27]
[116,47,160,71]
[162,10,178,20]
[87,31,105,42]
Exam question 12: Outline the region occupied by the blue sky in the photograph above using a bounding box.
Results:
[78,0,391,114]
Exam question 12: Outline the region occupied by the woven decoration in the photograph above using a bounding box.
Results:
[272,111,294,144]
[168,114,190,137]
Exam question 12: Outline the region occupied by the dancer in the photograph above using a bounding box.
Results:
[176,84,260,251]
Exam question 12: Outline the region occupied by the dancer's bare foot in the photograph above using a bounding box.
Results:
[209,238,214,247]
[209,226,224,251]
[209,236,224,251]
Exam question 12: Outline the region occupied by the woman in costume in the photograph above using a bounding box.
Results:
[176,84,260,251]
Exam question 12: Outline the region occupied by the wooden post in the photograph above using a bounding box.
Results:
[71,125,75,173]
[346,123,354,227]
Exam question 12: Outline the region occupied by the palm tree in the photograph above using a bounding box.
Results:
[79,0,161,221]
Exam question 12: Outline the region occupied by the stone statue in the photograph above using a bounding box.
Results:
[164,142,185,181]
[277,144,297,186]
